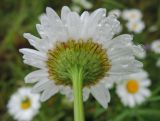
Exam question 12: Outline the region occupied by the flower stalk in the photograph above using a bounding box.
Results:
[71,67,85,121]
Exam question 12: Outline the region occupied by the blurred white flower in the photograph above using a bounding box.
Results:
[156,58,160,67]
[149,25,158,32]
[80,0,93,9]
[126,20,145,33]
[122,9,142,22]
[109,9,121,18]
[71,4,81,13]
[116,70,151,108]
[151,40,160,54]
[7,87,41,121]
[72,0,93,10]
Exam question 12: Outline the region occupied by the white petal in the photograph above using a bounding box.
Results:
[23,33,42,51]
[139,88,151,97]
[109,62,142,75]
[80,11,90,39]
[87,8,106,38]
[40,10,68,42]
[90,8,106,24]
[36,24,49,42]
[111,58,143,69]
[19,48,47,60]
[40,86,59,101]
[111,34,133,46]
[127,95,136,108]
[25,70,48,83]
[91,83,110,108]
[103,14,121,36]
[104,76,118,89]
[134,94,145,104]
[66,12,81,40]
[46,7,60,22]
[140,79,151,87]
[80,11,89,21]
[60,86,73,101]
[83,87,90,101]
[93,23,113,43]
[32,80,53,93]
[132,45,145,57]
[61,6,71,24]
[23,59,46,69]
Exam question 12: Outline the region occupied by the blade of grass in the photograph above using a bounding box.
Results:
[137,109,160,117]
[108,109,131,121]
[0,0,27,51]
[148,96,160,102]
[103,0,126,9]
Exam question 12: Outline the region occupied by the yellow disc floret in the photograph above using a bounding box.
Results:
[21,97,31,110]
[126,80,139,94]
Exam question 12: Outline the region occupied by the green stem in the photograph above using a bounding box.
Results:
[71,67,85,121]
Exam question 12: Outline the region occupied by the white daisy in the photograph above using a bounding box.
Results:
[19,6,144,108]
[151,39,160,54]
[126,20,145,33]
[109,9,121,18]
[116,70,151,108]
[7,87,41,121]
[122,9,142,22]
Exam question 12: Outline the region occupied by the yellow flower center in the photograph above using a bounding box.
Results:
[131,13,136,19]
[132,23,138,29]
[126,80,139,94]
[21,98,31,110]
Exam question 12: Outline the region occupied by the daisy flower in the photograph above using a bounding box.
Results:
[151,39,160,54]
[122,9,142,22]
[126,20,145,33]
[7,87,41,121]
[116,70,151,108]
[109,9,121,18]
[19,6,144,110]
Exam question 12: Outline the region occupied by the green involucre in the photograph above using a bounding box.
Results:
[46,39,111,87]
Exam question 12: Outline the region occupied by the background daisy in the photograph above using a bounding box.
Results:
[126,20,145,33]
[122,9,142,22]
[71,0,93,12]
[116,70,151,108]
[108,9,121,18]
[151,40,160,54]
[7,87,41,121]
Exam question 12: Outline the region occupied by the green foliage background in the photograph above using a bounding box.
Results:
[0,0,160,121]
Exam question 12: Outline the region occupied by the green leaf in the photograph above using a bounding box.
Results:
[137,109,160,117]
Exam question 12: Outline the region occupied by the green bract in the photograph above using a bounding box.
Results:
[47,39,111,87]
